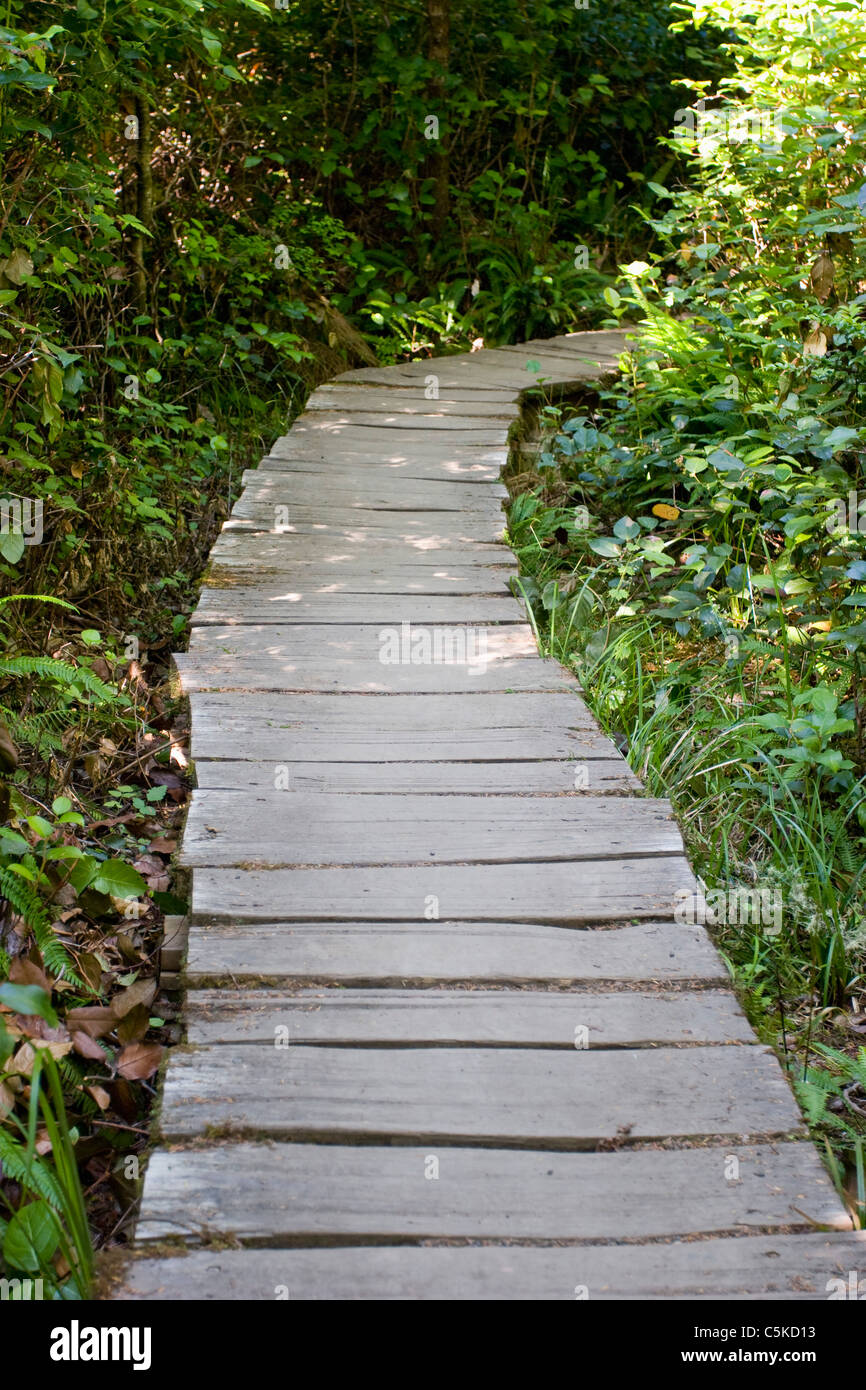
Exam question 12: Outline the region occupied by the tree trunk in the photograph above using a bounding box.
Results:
[427,0,450,243]
[130,94,153,315]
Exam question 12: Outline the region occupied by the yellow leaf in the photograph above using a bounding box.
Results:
[652,503,680,520]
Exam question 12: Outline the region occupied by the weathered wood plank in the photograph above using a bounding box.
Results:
[447,348,615,376]
[288,420,510,444]
[156,1044,805,1143]
[202,562,517,594]
[175,625,578,694]
[222,508,506,541]
[258,453,507,482]
[183,920,728,986]
[135,1140,841,1245]
[306,391,518,414]
[267,438,509,460]
[333,347,620,391]
[179,792,683,867]
[239,468,510,502]
[209,536,517,569]
[207,535,516,566]
[260,453,507,482]
[315,380,520,398]
[192,760,640,795]
[191,591,525,625]
[115,1231,866,1301]
[507,330,632,356]
[186,987,751,1047]
[292,409,515,431]
[226,507,508,535]
[187,691,608,757]
[190,857,694,923]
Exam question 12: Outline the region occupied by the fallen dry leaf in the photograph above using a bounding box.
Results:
[71,1030,108,1061]
[86,1084,112,1111]
[111,978,157,1019]
[117,1003,151,1043]
[146,836,177,854]
[9,957,54,993]
[11,1040,73,1075]
[116,1041,163,1081]
[65,1005,116,1039]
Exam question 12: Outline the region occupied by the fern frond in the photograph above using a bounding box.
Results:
[0,1130,64,1211]
[0,595,77,612]
[0,868,81,985]
[0,657,117,704]
[0,704,65,755]
[56,1056,100,1118]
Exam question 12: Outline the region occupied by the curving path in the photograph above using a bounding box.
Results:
[117,333,863,1300]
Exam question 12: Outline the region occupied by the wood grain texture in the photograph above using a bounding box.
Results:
[183,920,729,986]
[115,1232,866,1300]
[208,533,515,564]
[186,690,611,756]
[135,1141,841,1244]
[156,1044,805,1144]
[222,508,507,540]
[240,467,510,500]
[205,562,518,592]
[305,391,518,415]
[191,591,525,625]
[261,449,509,482]
[175,624,579,693]
[192,759,641,794]
[190,857,696,923]
[185,987,752,1047]
[290,410,515,432]
[179,791,683,867]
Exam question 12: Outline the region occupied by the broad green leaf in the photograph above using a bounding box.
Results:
[588,537,622,558]
[90,860,146,899]
[2,1203,60,1273]
[0,984,58,1027]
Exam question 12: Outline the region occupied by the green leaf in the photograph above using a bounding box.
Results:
[2,249,34,285]
[0,983,58,1027]
[613,516,641,542]
[588,537,622,558]
[823,426,860,452]
[90,860,146,899]
[2,1202,60,1273]
[0,530,26,564]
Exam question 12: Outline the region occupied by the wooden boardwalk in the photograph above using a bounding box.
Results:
[118,333,863,1300]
